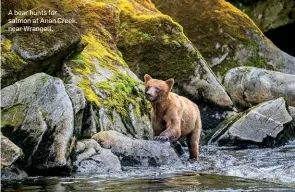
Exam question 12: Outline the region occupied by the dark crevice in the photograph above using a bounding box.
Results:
[265,23,295,57]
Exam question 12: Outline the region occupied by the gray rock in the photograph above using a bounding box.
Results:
[224,67,295,110]
[1,133,23,167]
[92,130,183,167]
[1,73,74,173]
[65,84,86,139]
[183,57,233,108]
[213,98,295,147]
[74,139,121,174]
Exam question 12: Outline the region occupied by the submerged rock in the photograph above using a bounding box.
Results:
[74,139,121,174]
[224,67,295,110]
[210,98,295,147]
[153,0,295,76]
[92,130,183,167]
[1,73,75,174]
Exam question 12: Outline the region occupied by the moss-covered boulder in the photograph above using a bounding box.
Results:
[152,0,295,77]
[2,0,153,139]
[1,73,75,175]
[116,1,233,109]
[208,98,295,147]
[224,67,295,110]
[1,6,81,88]
[228,0,295,33]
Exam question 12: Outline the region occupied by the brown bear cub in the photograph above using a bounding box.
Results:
[144,74,202,159]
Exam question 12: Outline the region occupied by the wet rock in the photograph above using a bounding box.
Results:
[1,7,81,88]
[211,98,295,147]
[74,139,121,174]
[224,67,295,110]
[92,130,183,167]
[153,0,295,76]
[1,165,28,181]
[1,73,75,174]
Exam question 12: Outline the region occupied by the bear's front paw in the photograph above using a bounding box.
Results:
[154,136,169,142]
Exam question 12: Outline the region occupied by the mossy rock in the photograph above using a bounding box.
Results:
[1,6,81,88]
[1,73,75,174]
[116,1,233,108]
[152,0,295,77]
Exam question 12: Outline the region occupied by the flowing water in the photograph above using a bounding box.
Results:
[2,140,295,192]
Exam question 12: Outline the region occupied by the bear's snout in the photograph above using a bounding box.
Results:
[145,87,157,101]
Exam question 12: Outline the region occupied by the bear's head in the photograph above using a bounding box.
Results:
[144,74,174,102]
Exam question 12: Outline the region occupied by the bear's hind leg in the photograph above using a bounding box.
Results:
[187,123,201,160]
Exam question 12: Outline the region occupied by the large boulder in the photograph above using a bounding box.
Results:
[92,130,183,167]
[224,67,295,110]
[1,6,81,88]
[117,1,233,109]
[1,73,75,174]
[73,139,121,174]
[209,98,295,147]
[152,0,295,77]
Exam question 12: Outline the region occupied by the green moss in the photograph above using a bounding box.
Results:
[77,79,102,107]
[40,108,48,120]
[1,104,28,129]
[95,72,144,118]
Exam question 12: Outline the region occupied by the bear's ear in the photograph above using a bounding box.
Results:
[144,74,152,83]
[166,78,174,91]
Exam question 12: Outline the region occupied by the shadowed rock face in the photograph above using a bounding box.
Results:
[1,73,75,174]
[152,0,295,77]
[223,67,295,110]
[209,98,295,147]
[92,130,183,167]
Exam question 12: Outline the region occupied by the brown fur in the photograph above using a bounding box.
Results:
[144,74,202,159]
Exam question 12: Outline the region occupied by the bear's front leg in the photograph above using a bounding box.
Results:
[154,118,181,142]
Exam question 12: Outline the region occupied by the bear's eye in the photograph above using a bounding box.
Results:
[155,87,161,92]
